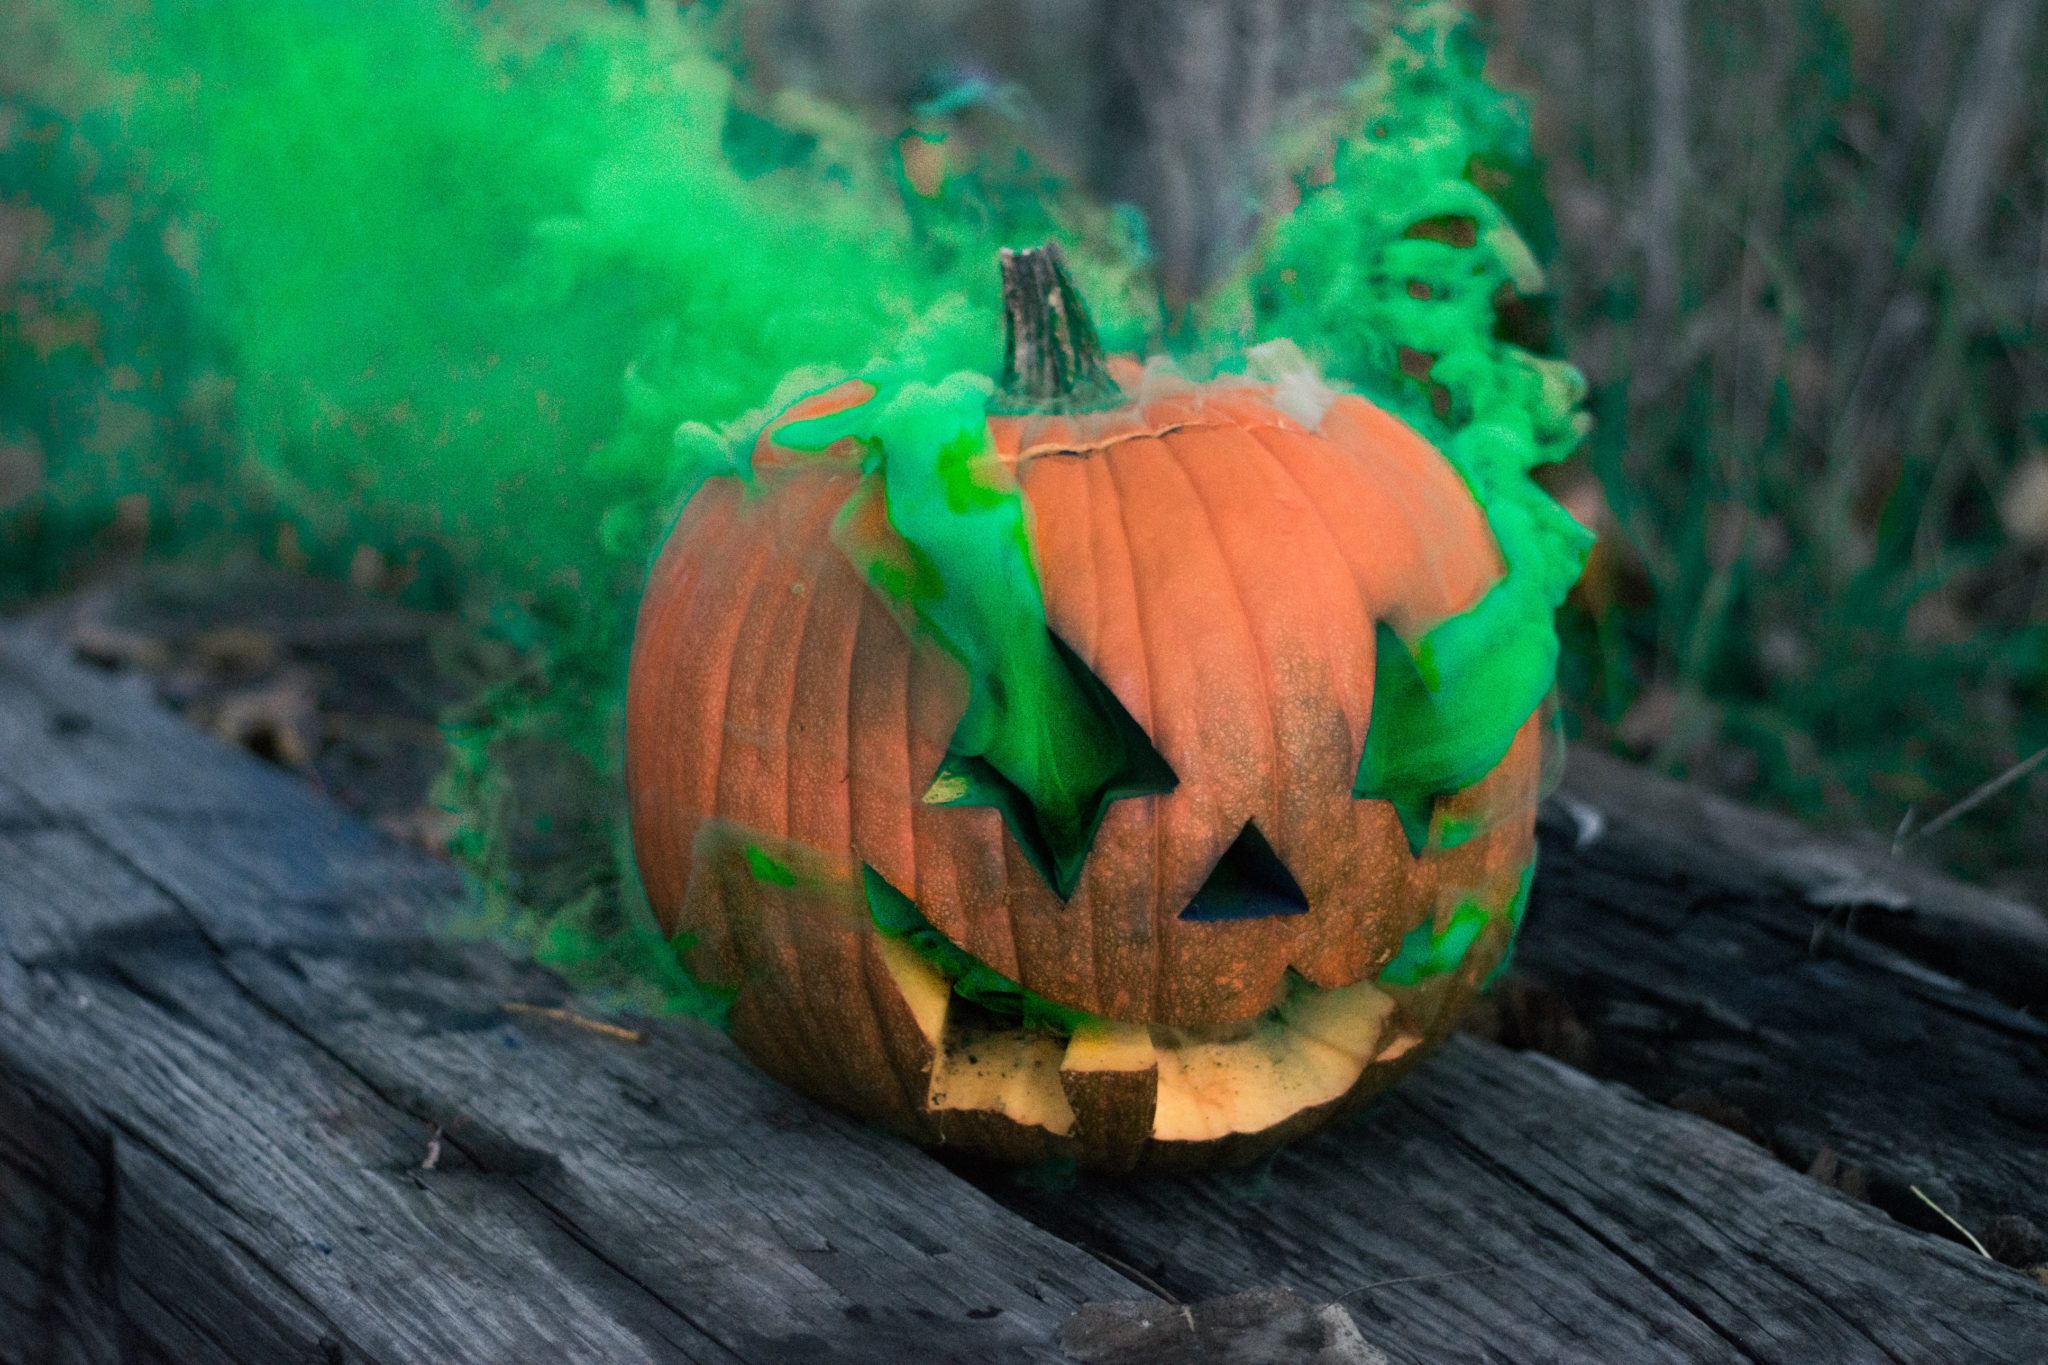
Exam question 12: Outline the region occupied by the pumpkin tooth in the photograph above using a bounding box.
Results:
[1145,980,1395,1144]
[1060,1021,1160,1171]
[872,934,950,1048]
[878,932,1078,1141]
[1285,979,1397,1064]
[928,1025,1075,1136]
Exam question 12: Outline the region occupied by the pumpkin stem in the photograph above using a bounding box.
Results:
[995,243,1122,414]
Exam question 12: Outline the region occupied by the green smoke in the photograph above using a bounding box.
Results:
[3,0,1588,1015]
[1240,4,1594,851]
[1,0,1149,1008]
[774,372,1173,899]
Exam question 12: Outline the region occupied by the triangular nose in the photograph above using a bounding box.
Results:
[1179,822,1311,921]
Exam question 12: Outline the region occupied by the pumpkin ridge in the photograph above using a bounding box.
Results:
[626,481,743,913]
[1166,431,1291,895]
[1101,434,1270,1023]
[723,490,856,1099]
[719,477,840,833]
[898,598,924,911]
[1008,775,1101,1012]
[801,533,873,857]
[1238,423,1379,759]
[772,505,832,871]
[669,481,796,905]
[835,568,868,865]
[1068,448,1103,695]
[1281,406,1495,631]
[856,935,923,1118]
[1193,425,1389,987]
[1062,462,1116,1012]
[847,591,919,935]
[1088,447,1166,1023]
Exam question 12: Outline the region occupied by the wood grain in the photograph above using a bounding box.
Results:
[977,1035,2046,1365]
[1519,756,2048,1249]
[4,625,2045,1364]
[0,633,1145,1365]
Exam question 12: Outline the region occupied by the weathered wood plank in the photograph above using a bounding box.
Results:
[7,620,2048,1364]
[1511,775,2048,1254]
[977,1034,2047,1365]
[1554,748,2048,1011]
[0,633,1150,1364]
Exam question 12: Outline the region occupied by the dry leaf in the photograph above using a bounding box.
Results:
[191,625,282,676]
[202,667,322,771]
[70,619,172,672]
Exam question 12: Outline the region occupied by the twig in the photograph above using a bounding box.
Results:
[1909,1184,1992,1260]
[1333,1262,1499,1303]
[504,1001,648,1046]
[1893,744,2048,854]
[1090,1247,1181,1305]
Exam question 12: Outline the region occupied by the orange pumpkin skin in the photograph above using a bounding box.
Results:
[626,355,1544,1169]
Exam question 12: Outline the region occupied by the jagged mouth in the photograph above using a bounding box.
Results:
[843,860,1531,1166]
[868,928,1427,1161]
[700,831,1525,1168]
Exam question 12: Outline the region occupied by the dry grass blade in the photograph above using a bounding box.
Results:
[1895,744,2048,853]
[1333,1263,1499,1303]
[504,1002,648,1046]
[1909,1184,1993,1259]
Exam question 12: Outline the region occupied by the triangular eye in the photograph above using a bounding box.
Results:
[926,631,1176,900]
[1179,822,1310,922]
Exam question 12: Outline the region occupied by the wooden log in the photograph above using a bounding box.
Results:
[0,633,1146,1364]
[1554,747,2048,1011]
[1512,759,2048,1251]
[3,624,2045,1363]
[978,1036,2046,1364]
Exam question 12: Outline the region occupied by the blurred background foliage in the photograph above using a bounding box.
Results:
[3,0,2043,984]
[713,0,2048,902]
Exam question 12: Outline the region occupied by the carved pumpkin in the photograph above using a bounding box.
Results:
[627,245,1574,1169]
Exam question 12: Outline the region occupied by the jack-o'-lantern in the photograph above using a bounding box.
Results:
[626,245,1585,1169]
